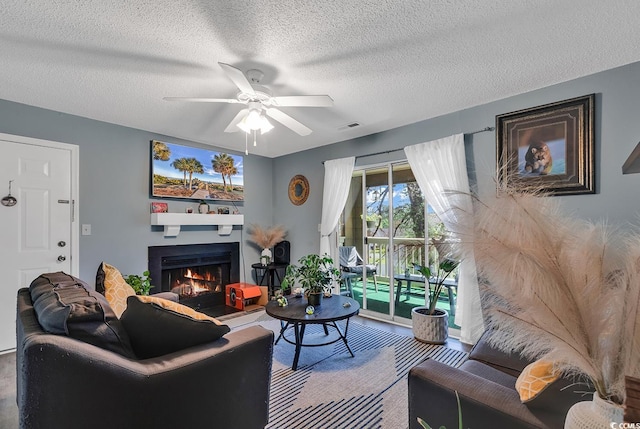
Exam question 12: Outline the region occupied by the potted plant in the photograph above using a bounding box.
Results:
[281,254,340,306]
[411,239,459,344]
[361,213,381,229]
[124,270,153,295]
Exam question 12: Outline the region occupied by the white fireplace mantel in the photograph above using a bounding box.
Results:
[150,213,244,237]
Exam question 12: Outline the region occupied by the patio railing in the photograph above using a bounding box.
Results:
[366,237,427,281]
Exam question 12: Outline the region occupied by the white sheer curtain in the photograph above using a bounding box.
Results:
[404,134,484,344]
[320,157,355,262]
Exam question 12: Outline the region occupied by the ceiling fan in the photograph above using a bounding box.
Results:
[164,62,333,137]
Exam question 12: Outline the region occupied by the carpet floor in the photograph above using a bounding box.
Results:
[229,312,469,429]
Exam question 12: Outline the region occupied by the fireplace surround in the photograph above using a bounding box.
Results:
[148,242,240,312]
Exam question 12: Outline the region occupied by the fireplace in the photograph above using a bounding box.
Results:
[148,243,240,311]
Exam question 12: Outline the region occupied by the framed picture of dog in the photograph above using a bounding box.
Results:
[496,94,595,196]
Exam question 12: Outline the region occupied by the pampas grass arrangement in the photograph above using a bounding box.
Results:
[454,189,640,405]
[247,224,287,249]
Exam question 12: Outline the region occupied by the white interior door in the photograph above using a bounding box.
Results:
[0,134,78,352]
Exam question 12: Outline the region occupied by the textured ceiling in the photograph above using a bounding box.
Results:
[1,1,640,158]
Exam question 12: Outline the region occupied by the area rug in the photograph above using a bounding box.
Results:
[230,312,468,429]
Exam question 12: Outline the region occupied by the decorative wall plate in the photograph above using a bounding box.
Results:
[288,175,309,206]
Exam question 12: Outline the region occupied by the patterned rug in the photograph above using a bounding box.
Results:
[230,312,468,429]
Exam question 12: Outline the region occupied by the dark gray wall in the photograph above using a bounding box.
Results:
[274,61,640,262]
[0,100,275,283]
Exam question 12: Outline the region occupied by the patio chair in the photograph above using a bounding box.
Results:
[338,246,378,292]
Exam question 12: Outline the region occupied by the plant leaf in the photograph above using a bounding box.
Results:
[416,417,432,429]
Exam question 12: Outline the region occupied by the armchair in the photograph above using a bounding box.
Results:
[338,246,378,291]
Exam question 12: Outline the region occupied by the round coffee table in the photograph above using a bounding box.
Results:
[265,295,360,370]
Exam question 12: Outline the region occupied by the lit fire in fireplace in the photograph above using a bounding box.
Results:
[185,268,214,282]
[171,268,221,297]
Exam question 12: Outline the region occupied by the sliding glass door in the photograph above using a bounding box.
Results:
[340,161,460,333]
[341,162,427,323]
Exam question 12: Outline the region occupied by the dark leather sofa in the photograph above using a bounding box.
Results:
[408,331,588,428]
[16,287,274,429]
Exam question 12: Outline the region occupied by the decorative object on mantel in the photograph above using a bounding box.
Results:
[150,202,168,213]
[150,212,244,237]
[247,224,287,265]
[1,179,18,207]
[622,141,640,174]
[198,200,209,214]
[449,184,639,427]
[288,174,309,205]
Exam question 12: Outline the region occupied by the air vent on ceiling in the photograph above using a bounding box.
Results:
[338,122,361,131]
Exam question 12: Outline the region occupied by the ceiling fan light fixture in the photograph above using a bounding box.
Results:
[259,116,274,134]
[237,120,251,134]
[245,109,263,129]
[238,109,273,134]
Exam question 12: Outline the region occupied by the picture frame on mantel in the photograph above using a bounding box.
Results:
[496,94,595,196]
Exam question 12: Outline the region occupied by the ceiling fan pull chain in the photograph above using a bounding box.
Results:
[245,132,249,155]
[253,130,257,147]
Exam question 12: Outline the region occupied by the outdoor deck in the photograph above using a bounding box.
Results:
[346,278,460,329]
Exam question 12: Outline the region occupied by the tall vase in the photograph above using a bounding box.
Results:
[564,394,623,429]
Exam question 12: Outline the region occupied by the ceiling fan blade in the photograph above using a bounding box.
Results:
[224,109,249,133]
[218,63,256,96]
[266,108,312,136]
[271,95,334,107]
[163,97,242,103]
[162,97,241,104]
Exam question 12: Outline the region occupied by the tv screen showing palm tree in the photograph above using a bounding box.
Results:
[151,140,244,202]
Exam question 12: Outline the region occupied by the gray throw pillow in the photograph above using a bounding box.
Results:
[29,272,135,359]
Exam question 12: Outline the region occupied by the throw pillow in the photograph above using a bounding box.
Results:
[96,262,135,318]
[29,272,135,358]
[120,295,230,359]
[515,360,561,402]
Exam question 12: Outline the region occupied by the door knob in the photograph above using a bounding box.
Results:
[58,241,66,247]
[57,255,66,262]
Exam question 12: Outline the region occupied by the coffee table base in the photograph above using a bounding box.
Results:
[274,319,355,370]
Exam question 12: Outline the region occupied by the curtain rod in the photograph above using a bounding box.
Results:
[346,126,495,162]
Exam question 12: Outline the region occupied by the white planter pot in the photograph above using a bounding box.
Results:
[411,307,448,344]
[564,394,623,429]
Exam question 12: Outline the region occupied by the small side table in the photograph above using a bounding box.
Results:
[251,262,289,297]
[394,274,457,316]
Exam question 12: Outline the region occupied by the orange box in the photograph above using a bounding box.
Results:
[225,283,263,310]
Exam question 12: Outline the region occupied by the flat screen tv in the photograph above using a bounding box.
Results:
[151,140,244,202]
